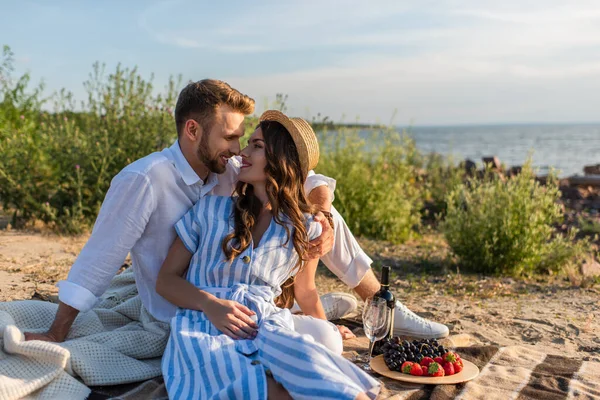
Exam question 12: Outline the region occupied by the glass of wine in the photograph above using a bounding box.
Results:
[360,296,389,369]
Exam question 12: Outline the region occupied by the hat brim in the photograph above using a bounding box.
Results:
[259,110,319,173]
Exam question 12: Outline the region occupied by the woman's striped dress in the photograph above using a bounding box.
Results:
[161,195,380,400]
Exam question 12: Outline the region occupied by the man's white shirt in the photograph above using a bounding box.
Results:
[58,141,336,322]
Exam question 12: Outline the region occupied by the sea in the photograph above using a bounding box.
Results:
[398,123,600,177]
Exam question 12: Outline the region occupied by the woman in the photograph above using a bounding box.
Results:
[156,110,380,399]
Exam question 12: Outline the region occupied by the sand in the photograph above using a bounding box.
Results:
[0,229,598,362]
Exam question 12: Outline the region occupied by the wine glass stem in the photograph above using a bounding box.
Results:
[368,340,375,358]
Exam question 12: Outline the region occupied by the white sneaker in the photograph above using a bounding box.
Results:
[321,293,358,320]
[393,301,449,339]
[290,292,358,320]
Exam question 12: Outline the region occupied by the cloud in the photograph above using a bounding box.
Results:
[139,0,600,123]
[224,48,600,124]
[152,31,270,53]
[139,1,600,54]
[138,0,419,53]
[15,56,32,65]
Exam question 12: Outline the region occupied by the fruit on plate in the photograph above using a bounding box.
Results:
[453,358,464,373]
[380,337,464,377]
[443,351,458,363]
[409,363,424,376]
[443,361,455,376]
[420,356,434,368]
[427,362,445,377]
[401,361,414,374]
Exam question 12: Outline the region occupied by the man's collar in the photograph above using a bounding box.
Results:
[170,140,203,186]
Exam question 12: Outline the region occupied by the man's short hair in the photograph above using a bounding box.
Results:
[174,79,255,137]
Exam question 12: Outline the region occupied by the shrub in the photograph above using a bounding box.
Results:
[0,48,179,232]
[441,162,588,276]
[1,45,425,241]
[316,127,422,243]
[417,152,464,221]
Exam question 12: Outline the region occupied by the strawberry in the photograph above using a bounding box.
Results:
[443,352,458,363]
[453,358,464,373]
[443,361,455,376]
[434,356,444,364]
[401,361,414,374]
[428,362,445,377]
[420,357,434,368]
[409,363,423,376]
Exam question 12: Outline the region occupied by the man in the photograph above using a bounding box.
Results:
[25,80,447,345]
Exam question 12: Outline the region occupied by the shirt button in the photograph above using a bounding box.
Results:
[251,360,261,366]
[242,255,251,264]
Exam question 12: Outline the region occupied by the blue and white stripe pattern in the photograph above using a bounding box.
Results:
[162,196,380,399]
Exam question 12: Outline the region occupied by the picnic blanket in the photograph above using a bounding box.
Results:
[0,270,170,400]
[340,333,600,400]
[91,333,600,400]
[1,270,599,399]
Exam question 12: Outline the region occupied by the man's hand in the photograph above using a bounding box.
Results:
[24,331,64,343]
[24,301,79,343]
[202,295,259,340]
[337,325,356,340]
[307,212,334,259]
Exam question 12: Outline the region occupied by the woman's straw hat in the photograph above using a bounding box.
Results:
[259,110,319,174]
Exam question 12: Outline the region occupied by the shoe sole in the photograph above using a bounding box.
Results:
[392,328,450,339]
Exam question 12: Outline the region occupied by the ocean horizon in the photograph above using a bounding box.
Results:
[389,122,600,177]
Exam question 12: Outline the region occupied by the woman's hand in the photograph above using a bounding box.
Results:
[336,325,356,340]
[202,296,259,340]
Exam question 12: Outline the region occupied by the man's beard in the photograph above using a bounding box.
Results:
[197,134,227,174]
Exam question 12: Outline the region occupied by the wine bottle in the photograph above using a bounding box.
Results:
[371,266,396,355]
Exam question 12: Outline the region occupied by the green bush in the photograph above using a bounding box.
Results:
[0,45,431,242]
[0,46,179,232]
[316,127,422,243]
[416,152,464,221]
[441,162,588,275]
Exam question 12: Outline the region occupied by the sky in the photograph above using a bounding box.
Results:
[2,0,600,125]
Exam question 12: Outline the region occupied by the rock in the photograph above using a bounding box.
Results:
[482,156,502,170]
[583,164,600,175]
[559,186,584,201]
[568,175,600,187]
[507,166,522,177]
[462,159,477,176]
[580,260,600,278]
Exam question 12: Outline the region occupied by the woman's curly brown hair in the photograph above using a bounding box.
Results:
[222,120,316,308]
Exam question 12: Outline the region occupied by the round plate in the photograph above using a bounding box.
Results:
[370,355,480,385]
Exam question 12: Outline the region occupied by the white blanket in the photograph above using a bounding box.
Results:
[0,270,170,400]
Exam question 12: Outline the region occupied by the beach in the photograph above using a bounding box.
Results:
[2,229,598,362]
